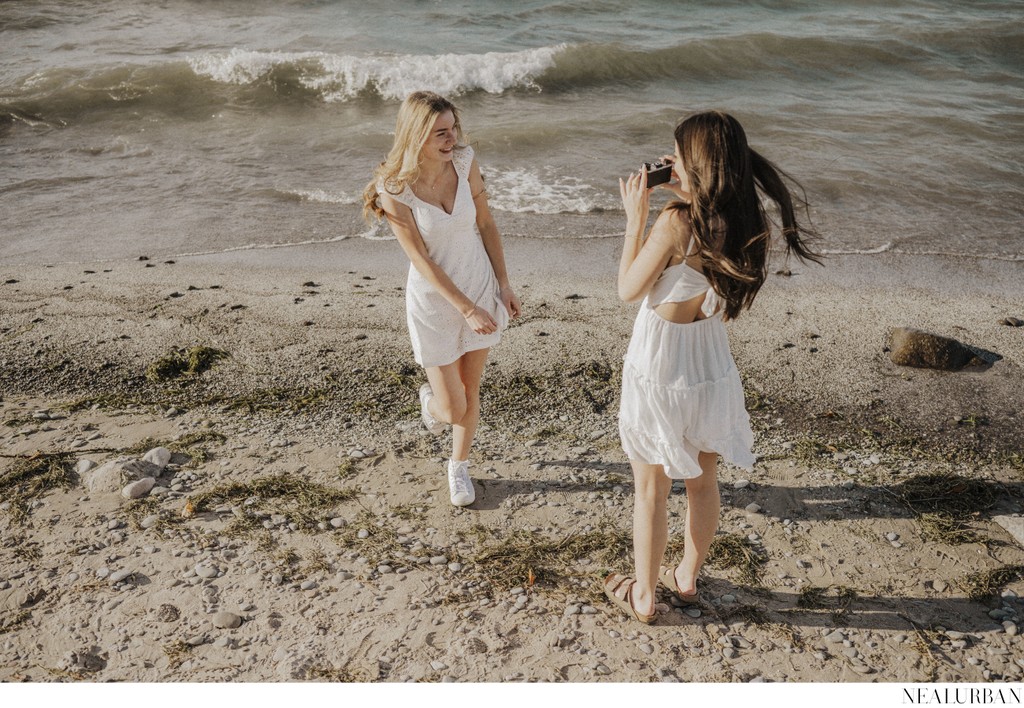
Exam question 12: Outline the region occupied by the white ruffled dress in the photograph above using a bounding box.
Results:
[618,261,756,478]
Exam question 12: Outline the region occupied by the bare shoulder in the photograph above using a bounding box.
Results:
[649,203,692,254]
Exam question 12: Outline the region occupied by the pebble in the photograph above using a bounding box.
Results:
[581,605,598,615]
[594,663,611,676]
[745,503,762,513]
[1003,621,1018,637]
[429,556,448,566]
[76,459,96,475]
[109,570,133,584]
[723,647,739,659]
[733,479,750,489]
[564,604,581,617]
[640,644,654,655]
[448,563,463,573]
[933,580,948,592]
[885,532,900,542]
[212,611,242,629]
[378,565,394,574]
[141,514,160,529]
[431,661,448,671]
[330,517,347,528]
[122,477,156,499]
[825,630,846,643]
[143,447,171,468]
[357,529,370,539]
[300,580,318,591]
[185,635,207,647]
[195,564,219,579]
[684,607,702,619]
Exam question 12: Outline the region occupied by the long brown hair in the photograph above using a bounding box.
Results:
[672,111,821,320]
[362,91,466,222]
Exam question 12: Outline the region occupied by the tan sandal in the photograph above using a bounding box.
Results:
[659,565,700,605]
[603,573,656,624]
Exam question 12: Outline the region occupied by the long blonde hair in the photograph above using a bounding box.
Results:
[362,91,466,221]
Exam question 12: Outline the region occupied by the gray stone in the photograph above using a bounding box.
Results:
[300,580,317,591]
[76,459,97,475]
[109,570,133,584]
[212,611,242,629]
[122,476,156,499]
[888,327,986,370]
[429,555,448,565]
[195,564,219,579]
[142,447,172,469]
[733,479,750,490]
[993,516,1024,549]
[745,503,762,513]
[329,517,347,529]
[825,630,846,643]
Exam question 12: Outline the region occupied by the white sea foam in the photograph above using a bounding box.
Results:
[187,46,565,101]
[485,168,617,215]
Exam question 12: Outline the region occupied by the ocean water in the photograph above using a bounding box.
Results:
[1,0,1022,264]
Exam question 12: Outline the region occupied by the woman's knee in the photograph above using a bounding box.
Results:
[434,395,468,424]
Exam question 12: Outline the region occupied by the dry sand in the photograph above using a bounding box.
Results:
[1,235,1023,685]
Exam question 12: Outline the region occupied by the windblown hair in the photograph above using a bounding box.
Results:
[362,91,466,221]
[671,111,822,320]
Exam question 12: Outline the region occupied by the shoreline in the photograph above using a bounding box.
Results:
[1,236,1023,683]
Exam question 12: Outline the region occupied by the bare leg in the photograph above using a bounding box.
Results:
[422,348,489,460]
[451,348,489,461]
[672,451,720,595]
[609,459,672,617]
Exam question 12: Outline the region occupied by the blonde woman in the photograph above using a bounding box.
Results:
[363,91,521,507]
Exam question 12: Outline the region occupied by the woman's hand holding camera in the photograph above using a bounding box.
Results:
[619,168,651,232]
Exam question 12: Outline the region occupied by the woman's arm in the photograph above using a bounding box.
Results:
[380,192,498,334]
[469,158,522,318]
[617,171,683,302]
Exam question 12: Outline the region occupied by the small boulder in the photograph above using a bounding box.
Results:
[86,458,162,494]
[122,477,156,499]
[888,328,985,370]
[143,447,172,469]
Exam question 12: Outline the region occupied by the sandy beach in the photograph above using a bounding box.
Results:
[1,236,1022,684]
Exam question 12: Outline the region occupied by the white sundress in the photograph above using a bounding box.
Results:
[379,145,508,368]
[618,260,756,479]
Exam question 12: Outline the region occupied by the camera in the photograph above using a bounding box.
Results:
[642,160,673,188]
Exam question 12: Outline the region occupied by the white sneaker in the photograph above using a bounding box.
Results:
[419,383,445,434]
[447,459,475,507]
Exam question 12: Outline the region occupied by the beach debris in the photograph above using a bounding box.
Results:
[1000,317,1023,327]
[887,327,986,370]
[145,345,229,382]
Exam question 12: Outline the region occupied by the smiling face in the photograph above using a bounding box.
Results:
[421,110,458,164]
